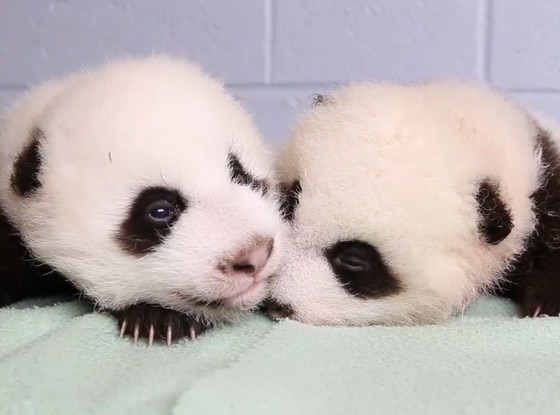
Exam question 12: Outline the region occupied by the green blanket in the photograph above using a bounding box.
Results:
[0,296,558,414]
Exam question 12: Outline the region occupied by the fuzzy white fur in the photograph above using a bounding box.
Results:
[269,80,548,326]
[0,56,285,322]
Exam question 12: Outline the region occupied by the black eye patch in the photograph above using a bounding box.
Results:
[116,187,187,256]
[279,180,302,221]
[11,128,44,197]
[227,152,269,196]
[325,240,401,299]
[475,179,513,245]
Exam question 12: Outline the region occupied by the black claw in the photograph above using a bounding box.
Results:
[113,304,211,344]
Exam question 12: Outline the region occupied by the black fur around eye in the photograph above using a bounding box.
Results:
[227,152,269,195]
[279,180,301,221]
[325,240,401,299]
[117,187,187,256]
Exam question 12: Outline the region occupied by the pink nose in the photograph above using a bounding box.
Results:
[223,238,274,278]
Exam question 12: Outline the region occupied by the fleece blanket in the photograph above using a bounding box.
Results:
[0,295,559,415]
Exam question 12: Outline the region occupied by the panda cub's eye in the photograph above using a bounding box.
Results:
[325,240,401,299]
[116,186,187,256]
[146,200,177,222]
[329,242,373,274]
[333,251,370,272]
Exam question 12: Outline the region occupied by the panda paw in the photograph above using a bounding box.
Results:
[0,289,22,308]
[520,276,560,318]
[114,304,211,346]
[522,294,560,318]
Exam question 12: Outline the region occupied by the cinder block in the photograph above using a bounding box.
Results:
[273,0,481,83]
[491,0,560,89]
[0,0,267,85]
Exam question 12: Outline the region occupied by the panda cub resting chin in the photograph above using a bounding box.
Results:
[0,56,285,344]
[267,79,560,326]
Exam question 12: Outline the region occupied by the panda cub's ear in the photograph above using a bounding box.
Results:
[311,94,330,107]
[476,179,513,245]
[279,180,302,221]
[11,128,44,197]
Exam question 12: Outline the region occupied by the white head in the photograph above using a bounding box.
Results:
[268,80,542,326]
[0,56,285,322]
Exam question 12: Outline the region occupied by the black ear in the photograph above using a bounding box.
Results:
[311,94,328,107]
[11,128,44,197]
[475,179,513,244]
[279,180,302,221]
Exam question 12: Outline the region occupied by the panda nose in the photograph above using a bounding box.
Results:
[223,238,274,278]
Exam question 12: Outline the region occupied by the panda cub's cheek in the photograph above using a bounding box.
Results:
[116,186,187,256]
[324,240,402,299]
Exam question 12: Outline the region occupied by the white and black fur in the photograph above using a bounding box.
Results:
[267,80,560,326]
[0,56,285,343]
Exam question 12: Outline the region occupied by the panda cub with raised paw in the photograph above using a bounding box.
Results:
[267,80,560,326]
[0,56,285,344]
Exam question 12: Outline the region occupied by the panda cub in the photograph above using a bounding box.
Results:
[0,56,285,344]
[267,80,560,326]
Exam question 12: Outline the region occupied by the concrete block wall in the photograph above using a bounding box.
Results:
[1,0,559,142]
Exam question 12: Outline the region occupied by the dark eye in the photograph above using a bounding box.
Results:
[116,186,187,256]
[325,240,401,299]
[147,200,176,222]
[333,251,370,272]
